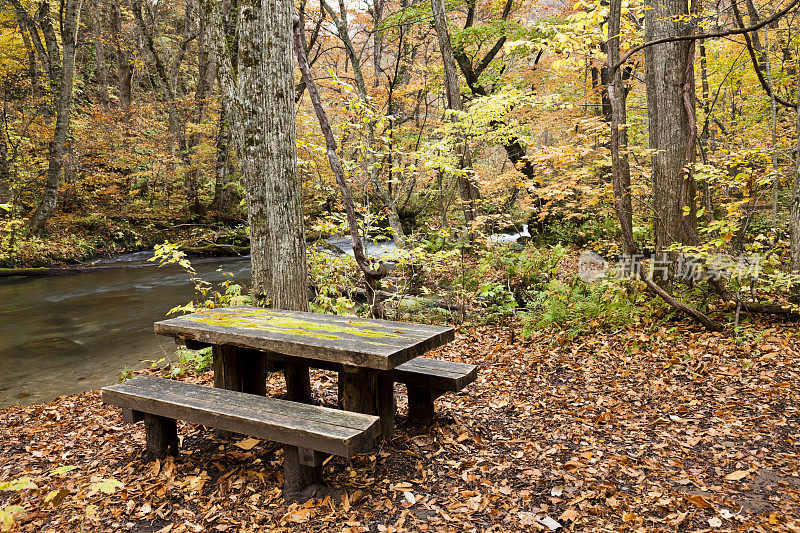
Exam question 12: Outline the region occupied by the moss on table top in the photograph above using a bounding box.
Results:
[183,308,408,343]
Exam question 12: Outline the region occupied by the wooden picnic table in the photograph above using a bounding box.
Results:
[154,306,455,437]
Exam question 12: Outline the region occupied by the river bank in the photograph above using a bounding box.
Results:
[0,212,247,270]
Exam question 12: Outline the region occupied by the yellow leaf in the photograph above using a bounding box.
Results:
[233,437,260,451]
[724,469,752,481]
[43,488,69,507]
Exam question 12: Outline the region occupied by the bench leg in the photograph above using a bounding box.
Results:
[406,385,438,426]
[282,445,322,501]
[143,413,178,459]
[377,377,396,439]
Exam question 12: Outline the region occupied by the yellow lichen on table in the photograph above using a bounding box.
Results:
[181,309,408,343]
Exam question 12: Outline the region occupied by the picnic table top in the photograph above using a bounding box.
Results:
[154,306,455,371]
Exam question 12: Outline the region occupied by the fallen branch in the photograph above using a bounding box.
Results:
[178,244,250,255]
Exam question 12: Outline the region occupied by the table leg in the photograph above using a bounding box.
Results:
[284,363,312,403]
[213,345,267,395]
[377,376,396,439]
[339,366,396,440]
[338,365,377,414]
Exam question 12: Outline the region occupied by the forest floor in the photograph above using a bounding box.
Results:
[1,320,800,532]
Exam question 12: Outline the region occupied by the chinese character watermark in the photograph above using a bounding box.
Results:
[578,251,762,283]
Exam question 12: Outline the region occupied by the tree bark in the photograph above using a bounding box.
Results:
[110,0,133,114]
[208,98,240,214]
[430,0,477,235]
[607,0,633,255]
[235,0,309,310]
[91,3,110,105]
[28,0,82,235]
[791,48,800,287]
[644,0,697,253]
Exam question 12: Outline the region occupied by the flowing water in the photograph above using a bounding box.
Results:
[0,230,527,409]
[0,253,252,408]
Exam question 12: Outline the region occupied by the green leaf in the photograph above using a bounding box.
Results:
[48,465,78,477]
[0,477,37,491]
[0,505,24,532]
[89,478,124,495]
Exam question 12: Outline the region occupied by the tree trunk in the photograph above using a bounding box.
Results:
[36,1,61,90]
[430,0,477,234]
[320,0,406,247]
[237,0,309,310]
[91,4,110,105]
[607,0,633,255]
[644,0,697,253]
[0,128,10,203]
[110,0,133,114]
[791,49,800,286]
[28,0,81,235]
[132,0,201,216]
[208,98,240,214]
[293,8,388,317]
[17,21,41,100]
[608,0,722,332]
[763,29,779,242]
[207,0,240,216]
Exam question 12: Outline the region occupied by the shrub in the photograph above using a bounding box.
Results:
[169,347,213,377]
[522,276,643,339]
[479,243,567,306]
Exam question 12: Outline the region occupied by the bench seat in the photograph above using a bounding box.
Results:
[102,375,379,498]
[390,357,477,425]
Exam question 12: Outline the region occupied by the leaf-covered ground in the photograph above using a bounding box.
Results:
[1,321,799,532]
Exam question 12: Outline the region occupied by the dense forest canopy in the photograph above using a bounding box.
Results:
[0,0,798,325]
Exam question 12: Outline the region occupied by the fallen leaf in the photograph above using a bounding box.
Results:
[686,494,714,510]
[724,469,751,481]
[559,508,580,522]
[233,437,260,451]
[42,488,69,507]
[537,515,562,530]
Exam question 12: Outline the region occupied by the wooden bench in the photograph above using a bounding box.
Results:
[390,358,478,425]
[101,375,379,499]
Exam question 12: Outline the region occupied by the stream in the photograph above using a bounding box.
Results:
[0,228,529,409]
